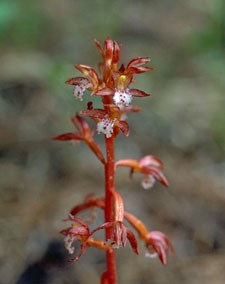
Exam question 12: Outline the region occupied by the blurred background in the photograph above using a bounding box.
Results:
[0,0,225,283]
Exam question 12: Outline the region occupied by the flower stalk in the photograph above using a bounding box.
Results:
[54,37,173,284]
[104,136,117,283]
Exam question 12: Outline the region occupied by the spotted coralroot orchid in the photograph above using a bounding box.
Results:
[54,38,173,284]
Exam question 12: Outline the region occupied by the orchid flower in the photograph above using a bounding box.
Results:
[116,155,169,189]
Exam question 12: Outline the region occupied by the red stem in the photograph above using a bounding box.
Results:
[104,135,117,284]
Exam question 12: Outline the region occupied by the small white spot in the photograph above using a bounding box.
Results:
[141,175,156,190]
[145,251,158,258]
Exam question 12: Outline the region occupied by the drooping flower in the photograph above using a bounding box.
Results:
[124,212,173,265]
[61,214,111,262]
[115,155,169,189]
[60,215,90,261]
[145,231,174,265]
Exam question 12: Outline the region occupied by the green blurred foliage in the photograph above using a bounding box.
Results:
[187,0,225,156]
[0,1,46,48]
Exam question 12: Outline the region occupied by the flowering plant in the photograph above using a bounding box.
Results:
[54,38,173,283]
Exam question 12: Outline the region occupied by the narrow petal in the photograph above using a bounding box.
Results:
[75,64,94,73]
[121,105,142,113]
[128,66,154,74]
[65,77,91,87]
[112,40,120,64]
[91,222,114,236]
[60,227,72,236]
[88,69,99,87]
[139,155,164,169]
[65,215,89,228]
[127,230,139,254]
[129,89,151,97]
[94,38,104,56]
[126,57,153,75]
[71,115,89,134]
[80,109,107,120]
[74,65,99,85]
[70,197,105,216]
[94,87,114,96]
[127,57,150,69]
[145,167,169,187]
[117,121,129,137]
[146,231,174,265]
[121,224,128,247]
[104,37,114,62]
[69,226,90,237]
[53,133,82,141]
[112,191,124,222]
